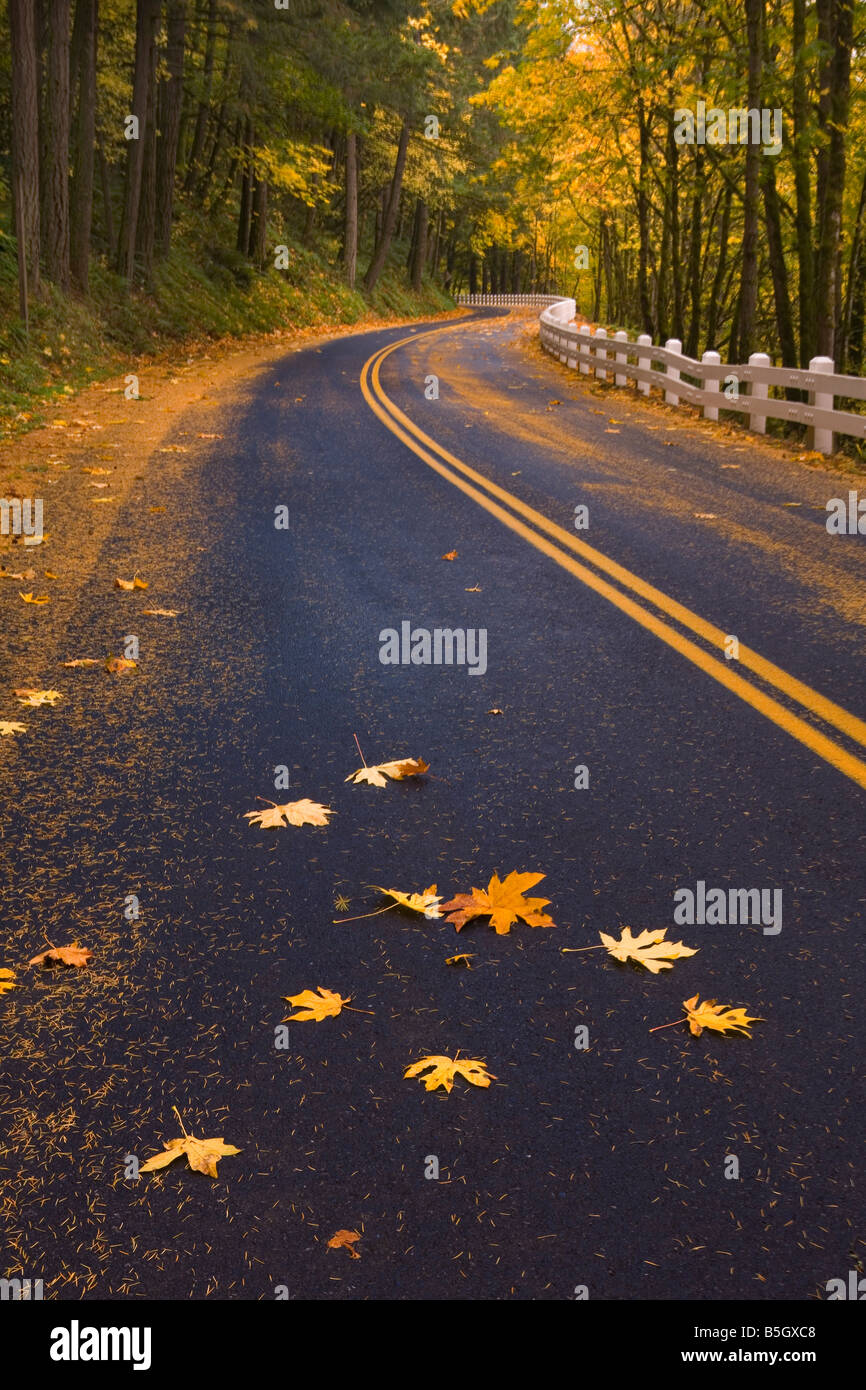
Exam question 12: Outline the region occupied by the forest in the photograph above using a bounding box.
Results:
[0,0,863,387]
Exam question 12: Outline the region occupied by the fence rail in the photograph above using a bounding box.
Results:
[537,298,866,455]
[457,293,565,307]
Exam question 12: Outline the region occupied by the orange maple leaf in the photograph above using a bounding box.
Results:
[441,871,556,934]
[327,1229,361,1258]
[29,941,92,969]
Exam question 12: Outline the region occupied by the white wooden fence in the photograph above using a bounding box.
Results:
[538,297,866,456]
[457,293,565,308]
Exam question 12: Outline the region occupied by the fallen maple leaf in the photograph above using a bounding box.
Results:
[404,1054,495,1093]
[651,995,763,1039]
[62,658,99,667]
[244,798,334,829]
[105,656,137,673]
[327,1229,361,1258]
[441,871,555,934]
[14,688,63,706]
[372,885,442,918]
[115,576,148,591]
[82,466,111,475]
[0,969,17,996]
[140,1113,241,1178]
[0,721,26,736]
[597,927,697,973]
[29,941,92,969]
[441,550,458,561]
[19,592,49,604]
[283,987,349,1022]
[345,756,429,788]
[681,995,763,1038]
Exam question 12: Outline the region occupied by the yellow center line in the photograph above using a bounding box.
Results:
[359,326,866,793]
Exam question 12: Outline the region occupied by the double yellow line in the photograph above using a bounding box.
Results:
[361,325,866,792]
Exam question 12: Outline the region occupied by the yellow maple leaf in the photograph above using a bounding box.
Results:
[244,798,334,829]
[345,756,429,788]
[283,986,349,1022]
[441,871,555,934]
[0,721,26,736]
[404,1054,495,1093]
[140,1130,241,1178]
[598,927,697,973]
[682,995,763,1038]
[0,969,17,996]
[19,592,49,604]
[13,688,63,706]
[115,575,148,591]
[372,884,442,917]
[106,656,137,673]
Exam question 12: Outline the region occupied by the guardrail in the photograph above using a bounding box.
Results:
[538,297,865,456]
[457,293,565,307]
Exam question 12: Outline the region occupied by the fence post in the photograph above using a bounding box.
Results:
[579,325,591,375]
[748,353,770,433]
[636,334,652,395]
[594,327,608,381]
[614,330,628,386]
[664,338,682,404]
[808,357,835,455]
[702,351,721,421]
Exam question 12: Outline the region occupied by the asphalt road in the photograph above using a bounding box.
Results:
[2,309,864,1302]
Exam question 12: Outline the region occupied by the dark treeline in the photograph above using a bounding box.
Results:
[1,0,564,335]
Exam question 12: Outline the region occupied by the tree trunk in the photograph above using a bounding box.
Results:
[249,175,267,266]
[9,0,42,322]
[684,150,703,357]
[840,165,866,370]
[732,0,764,361]
[236,118,254,255]
[97,129,116,258]
[363,117,411,293]
[42,0,72,291]
[792,0,816,365]
[814,0,853,361]
[117,0,160,282]
[343,129,358,288]
[183,0,217,192]
[156,0,186,255]
[762,159,797,368]
[134,5,160,284]
[410,198,428,292]
[70,0,97,293]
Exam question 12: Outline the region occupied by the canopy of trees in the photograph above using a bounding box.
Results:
[1,1,864,372]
